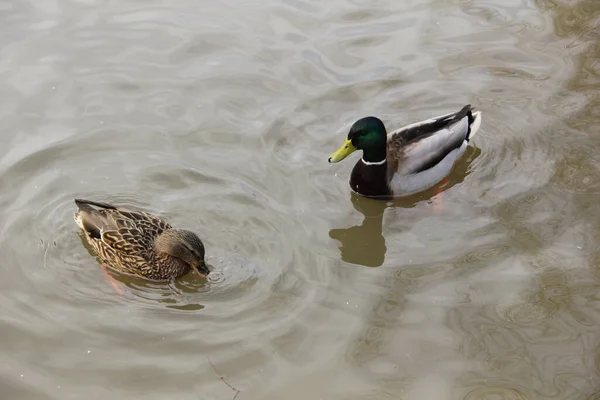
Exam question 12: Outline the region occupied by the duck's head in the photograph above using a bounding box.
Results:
[155,229,210,277]
[328,117,388,163]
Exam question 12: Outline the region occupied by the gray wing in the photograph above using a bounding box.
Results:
[391,114,470,175]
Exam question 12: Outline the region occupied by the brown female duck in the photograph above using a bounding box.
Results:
[74,199,209,281]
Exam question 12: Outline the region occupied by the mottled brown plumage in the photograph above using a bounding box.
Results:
[74,199,209,281]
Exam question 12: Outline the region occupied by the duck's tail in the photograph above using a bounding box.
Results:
[74,198,117,211]
[73,199,112,239]
[465,106,482,141]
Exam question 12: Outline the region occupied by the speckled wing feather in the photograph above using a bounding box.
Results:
[103,210,171,251]
[75,199,171,275]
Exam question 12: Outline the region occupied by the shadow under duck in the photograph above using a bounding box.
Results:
[74,198,209,281]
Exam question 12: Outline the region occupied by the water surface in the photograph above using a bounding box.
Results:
[1,0,599,399]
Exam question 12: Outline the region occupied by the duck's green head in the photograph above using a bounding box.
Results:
[328,117,387,163]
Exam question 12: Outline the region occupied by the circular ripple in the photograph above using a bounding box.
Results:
[0,123,317,342]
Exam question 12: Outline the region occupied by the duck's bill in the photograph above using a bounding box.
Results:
[328,139,356,163]
[192,261,211,277]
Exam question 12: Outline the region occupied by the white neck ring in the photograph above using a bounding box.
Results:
[361,158,386,166]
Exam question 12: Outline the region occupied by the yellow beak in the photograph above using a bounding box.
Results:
[328,139,356,163]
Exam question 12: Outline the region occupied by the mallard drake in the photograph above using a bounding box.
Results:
[328,104,482,198]
[74,199,209,281]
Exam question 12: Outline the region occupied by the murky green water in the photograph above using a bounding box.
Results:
[1,0,599,398]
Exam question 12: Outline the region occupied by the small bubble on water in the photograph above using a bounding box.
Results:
[20,374,23,378]
[87,350,91,354]
[52,86,56,90]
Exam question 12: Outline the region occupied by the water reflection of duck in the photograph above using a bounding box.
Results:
[329,194,387,267]
[328,105,482,198]
[73,199,209,281]
[329,144,482,268]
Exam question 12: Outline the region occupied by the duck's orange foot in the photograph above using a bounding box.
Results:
[432,177,450,213]
[100,264,125,296]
